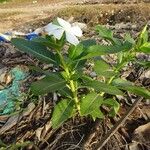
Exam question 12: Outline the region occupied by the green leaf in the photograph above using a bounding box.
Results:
[31,74,66,95]
[11,38,56,64]
[58,86,72,98]
[124,33,135,44]
[28,65,52,76]
[139,42,150,53]
[95,25,113,40]
[113,78,150,99]
[95,25,121,44]
[80,41,133,60]
[68,44,84,59]
[94,59,115,78]
[136,61,150,68]
[82,76,123,95]
[102,99,120,117]
[81,39,97,48]
[80,92,104,119]
[51,99,75,128]
[137,25,148,47]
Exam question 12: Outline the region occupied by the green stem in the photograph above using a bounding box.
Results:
[100,56,129,97]
[56,50,80,112]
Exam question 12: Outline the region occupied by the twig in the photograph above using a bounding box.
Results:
[96,97,143,150]
[83,97,143,150]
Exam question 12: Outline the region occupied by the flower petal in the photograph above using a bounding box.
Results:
[44,23,61,33]
[57,17,71,29]
[70,26,83,37]
[66,32,79,46]
[53,28,64,40]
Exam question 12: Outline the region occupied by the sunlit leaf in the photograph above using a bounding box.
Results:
[80,41,132,60]
[102,99,120,117]
[138,42,150,53]
[113,78,150,99]
[82,76,123,95]
[137,25,148,47]
[94,59,115,78]
[51,99,75,128]
[80,92,103,119]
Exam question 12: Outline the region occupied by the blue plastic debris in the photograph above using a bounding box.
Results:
[0,33,11,42]
[26,33,38,40]
[0,67,28,115]
[0,31,39,42]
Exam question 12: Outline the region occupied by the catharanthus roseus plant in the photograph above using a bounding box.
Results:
[11,18,150,128]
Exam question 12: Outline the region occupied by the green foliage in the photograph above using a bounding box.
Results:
[52,99,75,128]
[11,22,150,129]
[31,73,66,95]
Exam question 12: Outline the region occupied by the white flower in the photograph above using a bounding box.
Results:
[44,17,82,46]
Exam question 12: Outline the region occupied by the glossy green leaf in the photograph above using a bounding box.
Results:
[80,41,132,60]
[102,99,120,117]
[95,25,113,40]
[31,74,66,95]
[11,38,56,64]
[139,42,150,53]
[113,78,150,99]
[94,59,115,78]
[124,33,135,44]
[82,76,123,95]
[58,86,72,98]
[51,99,75,128]
[80,92,103,118]
[68,44,84,59]
[95,25,121,44]
[137,25,148,47]
[81,39,97,48]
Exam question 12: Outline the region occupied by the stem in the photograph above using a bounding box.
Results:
[56,50,80,112]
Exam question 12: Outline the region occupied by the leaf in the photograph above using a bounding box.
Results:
[58,86,72,98]
[95,25,121,44]
[82,76,123,95]
[136,61,150,68]
[51,99,75,128]
[81,39,97,48]
[124,33,135,44]
[80,41,133,60]
[90,109,104,121]
[68,44,84,59]
[95,25,113,40]
[28,65,52,76]
[137,25,148,47]
[139,42,150,53]
[32,37,58,49]
[102,99,120,117]
[31,74,66,95]
[80,92,103,119]
[94,59,115,78]
[113,78,150,99]
[11,38,56,64]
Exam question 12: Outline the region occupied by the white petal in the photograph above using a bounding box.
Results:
[53,28,64,40]
[70,26,83,37]
[66,32,79,46]
[44,23,61,33]
[57,17,71,29]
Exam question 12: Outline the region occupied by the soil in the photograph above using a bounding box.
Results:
[0,0,150,150]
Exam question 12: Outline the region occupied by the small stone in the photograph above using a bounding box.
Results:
[90,72,97,78]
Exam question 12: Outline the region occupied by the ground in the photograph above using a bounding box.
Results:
[0,0,150,33]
